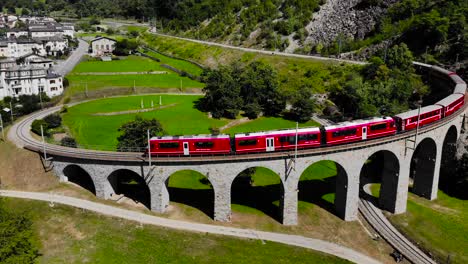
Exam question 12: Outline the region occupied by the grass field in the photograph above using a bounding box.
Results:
[141,49,204,76]
[2,198,350,264]
[62,95,320,150]
[225,117,319,135]
[72,55,168,73]
[65,55,205,97]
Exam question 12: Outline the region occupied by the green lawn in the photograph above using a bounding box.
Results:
[141,49,204,76]
[2,198,349,264]
[62,95,228,149]
[225,117,319,135]
[62,95,322,150]
[388,191,468,264]
[72,55,168,73]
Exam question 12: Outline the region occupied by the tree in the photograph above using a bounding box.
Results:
[43,114,62,129]
[0,199,39,264]
[117,116,165,151]
[31,119,48,136]
[200,66,243,119]
[291,87,315,122]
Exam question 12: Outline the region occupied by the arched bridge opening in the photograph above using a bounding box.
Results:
[298,160,348,220]
[359,151,400,212]
[166,170,214,219]
[439,126,464,198]
[231,167,283,223]
[63,165,96,195]
[108,169,151,210]
[410,138,437,199]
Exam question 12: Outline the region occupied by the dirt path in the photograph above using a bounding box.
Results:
[0,190,381,264]
[220,117,252,131]
[92,103,177,116]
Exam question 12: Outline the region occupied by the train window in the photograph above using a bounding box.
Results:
[195,141,214,148]
[279,136,295,144]
[332,128,357,138]
[298,134,318,141]
[370,123,387,131]
[238,139,257,146]
[159,142,180,149]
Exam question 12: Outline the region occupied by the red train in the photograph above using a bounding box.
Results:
[148,71,466,156]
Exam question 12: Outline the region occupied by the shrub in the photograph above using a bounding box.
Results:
[61,137,77,148]
[60,105,68,113]
[43,114,62,129]
[31,119,48,136]
[63,97,71,104]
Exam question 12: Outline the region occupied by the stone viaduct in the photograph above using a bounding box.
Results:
[11,62,465,226]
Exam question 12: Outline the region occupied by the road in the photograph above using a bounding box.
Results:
[54,39,89,76]
[150,32,366,65]
[0,190,381,264]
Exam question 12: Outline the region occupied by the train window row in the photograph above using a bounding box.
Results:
[370,123,387,131]
[238,139,257,146]
[409,111,440,123]
[159,142,180,149]
[195,141,214,148]
[279,134,318,144]
[332,128,357,138]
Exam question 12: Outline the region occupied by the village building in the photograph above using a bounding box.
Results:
[0,58,63,99]
[90,37,116,57]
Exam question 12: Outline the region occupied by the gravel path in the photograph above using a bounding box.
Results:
[0,190,381,264]
[54,39,89,76]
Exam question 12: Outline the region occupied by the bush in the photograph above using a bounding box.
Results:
[63,77,69,88]
[60,105,68,113]
[31,119,48,136]
[43,114,62,129]
[61,137,77,148]
[63,97,71,104]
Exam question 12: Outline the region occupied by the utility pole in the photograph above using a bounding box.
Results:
[134,80,136,93]
[41,125,47,160]
[85,82,88,98]
[147,129,152,167]
[159,95,162,106]
[9,101,13,121]
[414,104,421,150]
[294,122,298,167]
[0,113,4,141]
[39,89,43,109]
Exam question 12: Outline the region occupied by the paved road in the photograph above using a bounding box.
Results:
[150,32,366,65]
[0,190,381,264]
[54,39,89,76]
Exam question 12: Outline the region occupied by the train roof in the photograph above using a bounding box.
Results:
[324,116,394,130]
[151,134,230,140]
[431,66,453,75]
[235,127,320,138]
[450,74,466,84]
[394,105,442,120]
[454,84,467,95]
[435,93,464,107]
[413,61,432,68]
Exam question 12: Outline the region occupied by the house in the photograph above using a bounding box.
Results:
[28,21,64,38]
[6,28,29,38]
[35,36,68,56]
[0,59,63,99]
[90,37,116,57]
[0,38,45,58]
[62,23,75,38]
[18,54,53,68]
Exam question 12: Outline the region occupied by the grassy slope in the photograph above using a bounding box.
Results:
[3,198,349,264]
[388,191,467,264]
[142,50,204,76]
[225,117,319,135]
[142,33,361,94]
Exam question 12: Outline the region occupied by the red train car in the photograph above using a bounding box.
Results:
[436,93,465,118]
[234,127,321,154]
[394,105,443,132]
[149,135,231,156]
[324,117,396,146]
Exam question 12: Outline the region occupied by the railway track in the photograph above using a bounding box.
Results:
[359,196,436,264]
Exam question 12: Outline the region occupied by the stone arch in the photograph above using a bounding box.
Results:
[359,150,400,212]
[410,137,438,198]
[165,170,215,219]
[230,166,284,222]
[439,125,459,194]
[63,164,96,194]
[297,160,349,220]
[107,169,151,209]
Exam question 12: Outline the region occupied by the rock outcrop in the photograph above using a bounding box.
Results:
[305,0,398,46]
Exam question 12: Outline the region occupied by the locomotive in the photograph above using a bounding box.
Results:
[148,70,466,156]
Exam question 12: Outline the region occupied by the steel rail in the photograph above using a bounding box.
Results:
[359,198,436,264]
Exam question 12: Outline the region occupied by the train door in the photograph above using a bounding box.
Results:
[362,126,367,140]
[266,138,275,152]
[183,142,189,155]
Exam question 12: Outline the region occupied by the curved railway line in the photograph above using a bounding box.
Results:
[8,60,467,264]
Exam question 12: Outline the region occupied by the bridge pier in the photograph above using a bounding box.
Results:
[281,180,298,225]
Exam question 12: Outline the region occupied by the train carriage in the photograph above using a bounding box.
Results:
[454,83,467,95]
[234,127,321,154]
[436,93,465,118]
[149,135,231,156]
[394,105,443,132]
[324,117,396,146]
